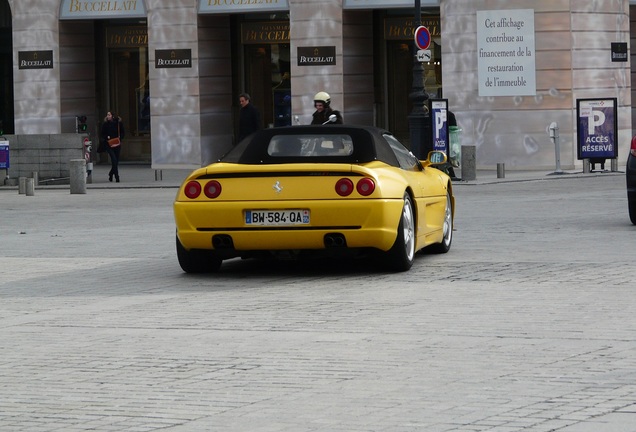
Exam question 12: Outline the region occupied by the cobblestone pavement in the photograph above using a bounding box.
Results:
[1,170,635,431]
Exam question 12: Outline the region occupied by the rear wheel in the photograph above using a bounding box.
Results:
[385,193,416,272]
[429,191,453,254]
[176,236,222,273]
[629,195,636,225]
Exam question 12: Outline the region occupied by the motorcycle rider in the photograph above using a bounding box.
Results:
[310,91,343,125]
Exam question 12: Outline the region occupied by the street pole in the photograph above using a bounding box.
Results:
[408,0,430,159]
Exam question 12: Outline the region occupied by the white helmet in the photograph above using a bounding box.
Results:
[313,91,331,106]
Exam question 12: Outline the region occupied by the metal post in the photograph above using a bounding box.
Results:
[497,163,505,178]
[408,0,430,159]
[549,122,563,175]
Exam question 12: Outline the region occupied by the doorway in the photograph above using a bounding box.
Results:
[386,40,442,145]
[387,41,414,143]
[98,23,150,163]
[243,43,291,129]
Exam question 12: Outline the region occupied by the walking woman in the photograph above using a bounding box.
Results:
[100,111,125,182]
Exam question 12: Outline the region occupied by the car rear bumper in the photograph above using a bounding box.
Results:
[174,199,404,252]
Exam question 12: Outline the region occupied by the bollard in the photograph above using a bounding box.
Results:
[25,178,35,196]
[31,171,39,189]
[497,163,505,179]
[583,159,590,174]
[18,176,26,194]
[548,122,563,174]
[155,169,163,181]
[461,145,476,181]
[70,159,87,194]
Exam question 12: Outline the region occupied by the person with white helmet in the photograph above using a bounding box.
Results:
[310,91,343,125]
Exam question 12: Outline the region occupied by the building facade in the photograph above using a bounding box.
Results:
[0,0,633,170]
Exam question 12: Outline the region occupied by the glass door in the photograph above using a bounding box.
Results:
[244,43,291,128]
[97,23,150,163]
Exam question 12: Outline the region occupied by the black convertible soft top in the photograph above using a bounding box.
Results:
[221,125,402,167]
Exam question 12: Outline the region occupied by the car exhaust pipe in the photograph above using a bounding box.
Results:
[212,234,234,249]
[324,233,347,248]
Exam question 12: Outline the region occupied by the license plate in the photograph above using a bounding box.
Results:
[245,209,310,226]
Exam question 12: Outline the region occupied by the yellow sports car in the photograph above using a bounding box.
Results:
[174,125,454,273]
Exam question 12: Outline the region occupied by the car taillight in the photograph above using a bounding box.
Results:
[204,180,222,199]
[631,135,636,157]
[184,181,202,199]
[336,178,375,196]
[356,178,375,196]
[335,178,354,196]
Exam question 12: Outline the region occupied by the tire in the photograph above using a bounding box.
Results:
[385,193,416,272]
[429,191,453,254]
[629,195,636,225]
[176,236,222,273]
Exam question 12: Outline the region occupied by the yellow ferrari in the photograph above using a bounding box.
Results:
[174,125,454,273]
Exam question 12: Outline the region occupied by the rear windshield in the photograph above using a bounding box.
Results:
[220,126,400,166]
[267,134,354,157]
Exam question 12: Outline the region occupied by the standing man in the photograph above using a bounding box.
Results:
[237,93,262,143]
[311,91,343,125]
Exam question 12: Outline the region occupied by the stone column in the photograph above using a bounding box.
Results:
[289,0,344,125]
[8,0,61,134]
[146,0,202,169]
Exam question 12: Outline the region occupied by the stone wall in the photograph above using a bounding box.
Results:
[441,0,631,170]
[3,133,84,183]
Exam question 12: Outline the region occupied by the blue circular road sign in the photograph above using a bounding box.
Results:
[414,26,431,50]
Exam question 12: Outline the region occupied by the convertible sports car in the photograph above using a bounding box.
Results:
[174,125,454,273]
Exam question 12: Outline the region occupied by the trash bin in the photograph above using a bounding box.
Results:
[449,126,462,169]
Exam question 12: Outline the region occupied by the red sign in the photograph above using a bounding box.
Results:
[414,26,431,50]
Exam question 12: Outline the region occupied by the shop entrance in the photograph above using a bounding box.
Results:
[238,18,291,131]
[386,40,442,145]
[97,23,150,163]
[244,43,291,128]
[383,14,442,145]
[387,41,414,144]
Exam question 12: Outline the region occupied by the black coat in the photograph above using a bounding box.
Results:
[311,107,343,125]
[98,118,125,152]
[238,103,262,143]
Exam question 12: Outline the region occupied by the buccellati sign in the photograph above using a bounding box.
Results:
[59,0,147,19]
[18,51,54,70]
[297,46,336,66]
[155,49,192,68]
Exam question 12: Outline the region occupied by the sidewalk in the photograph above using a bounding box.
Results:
[85,163,192,188]
[1,162,626,190]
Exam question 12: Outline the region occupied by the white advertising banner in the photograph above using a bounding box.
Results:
[477,9,536,97]
[60,0,147,19]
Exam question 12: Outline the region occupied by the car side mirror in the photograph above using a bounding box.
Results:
[426,150,447,166]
